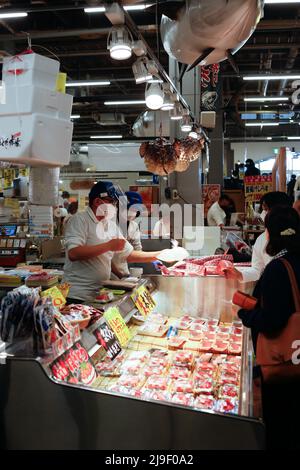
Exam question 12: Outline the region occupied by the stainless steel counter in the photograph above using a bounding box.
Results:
[0,275,264,450]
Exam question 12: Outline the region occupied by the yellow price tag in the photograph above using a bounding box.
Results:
[131,285,156,317]
[104,306,131,347]
[41,286,66,307]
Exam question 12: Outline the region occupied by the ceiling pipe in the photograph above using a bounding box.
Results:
[262,51,273,96]
[278,46,298,97]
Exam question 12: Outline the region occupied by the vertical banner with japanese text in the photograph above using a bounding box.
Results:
[200,64,222,112]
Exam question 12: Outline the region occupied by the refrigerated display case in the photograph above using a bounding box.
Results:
[0,275,264,450]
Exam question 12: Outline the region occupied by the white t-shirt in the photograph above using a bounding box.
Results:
[237,231,272,283]
[112,220,142,276]
[207,201,226,227]
[63,207,133,301]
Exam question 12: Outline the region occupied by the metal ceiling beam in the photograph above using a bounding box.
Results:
[0,25,157,42]
[256,19,300,31]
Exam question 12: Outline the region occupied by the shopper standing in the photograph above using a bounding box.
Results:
[225,191,291,282]
[238,206,300,450]
[245,159,261,177]
[287,174,297,204]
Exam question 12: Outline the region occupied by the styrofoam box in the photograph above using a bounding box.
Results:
[0,114,73,167]
[2,53,59,90]
[2,86,73,119]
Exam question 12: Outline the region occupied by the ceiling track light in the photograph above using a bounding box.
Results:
[107,26,133,61]
[132,57,153,84]
[145,82,164,110]
[189,129,199,139]
[170,102,184,120]
[181,115,192,132]
[160,84,175,111]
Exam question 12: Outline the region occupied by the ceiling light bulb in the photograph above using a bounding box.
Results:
[145,82,164,110]
[181,115,192,132]
[107,26,133,61]
[161,91,175,111]
[132,58,152,84]
[170,102,183,120]
[189,131,198,139]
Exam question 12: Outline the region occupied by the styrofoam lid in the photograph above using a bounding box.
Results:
[156,247,189,263]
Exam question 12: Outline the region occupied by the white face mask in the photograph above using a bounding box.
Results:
[96,203,117,222]
[260,210,267,222]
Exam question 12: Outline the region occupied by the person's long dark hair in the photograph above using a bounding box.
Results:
[265,206,300,256]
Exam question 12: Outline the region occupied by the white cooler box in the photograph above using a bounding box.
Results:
[0,114,73,166]
[2,53,59,90]
[2,86,73,119]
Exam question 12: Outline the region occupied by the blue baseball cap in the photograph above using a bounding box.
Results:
[89,181,122,204]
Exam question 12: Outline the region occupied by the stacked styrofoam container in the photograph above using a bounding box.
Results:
[0,52,73,166]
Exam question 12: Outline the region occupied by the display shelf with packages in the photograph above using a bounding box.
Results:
[0,275,264,450]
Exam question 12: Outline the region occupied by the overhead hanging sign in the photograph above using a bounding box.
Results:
[200,64,222,112]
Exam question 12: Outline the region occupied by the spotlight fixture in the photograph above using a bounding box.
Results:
[170,102,183,120]
[189,130,199,139]
[145,82,164,110]
[107,26,133,60]
[181,115,192,132]
[160,86,175,111]
[132,58,152,84]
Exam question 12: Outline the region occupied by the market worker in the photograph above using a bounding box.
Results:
[112,191,144,277]
[224,191,291,282]
[63,181,162,302]
[207,194,232,227]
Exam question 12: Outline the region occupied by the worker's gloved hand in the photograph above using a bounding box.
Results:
[108,238,126,252]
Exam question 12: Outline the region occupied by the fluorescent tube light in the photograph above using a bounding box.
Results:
[66,80,111,87]
[84,4,152,13]
[244,97,289,102]
[245,122,280,127]
[70,115,80,119]
[265,0,300,4]
[104,100,146,105]
[90,135,123,139]
[243,75,300,81]
[0,12,27,19]
[287,137,300,140]
[84,7,106,13]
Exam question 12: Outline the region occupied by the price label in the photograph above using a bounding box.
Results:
[131,285,156,317]
[104,306,131,347]
[94,320,122,360]
[41,286,66,307]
